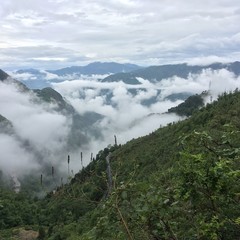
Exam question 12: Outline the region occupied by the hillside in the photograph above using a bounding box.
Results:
[0,69,102,138]
[0,69,104,196]
[0,69,9,81]
[1,90,239,239]
[168,92,206,116]
[0,69,30,92]
[0,115,14,137]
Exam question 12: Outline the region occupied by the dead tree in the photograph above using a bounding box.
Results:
[114,135,118,146]
[106,153,113,197]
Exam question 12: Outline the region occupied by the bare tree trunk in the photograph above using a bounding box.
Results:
[106,153,113,197]
[81,152,83,168]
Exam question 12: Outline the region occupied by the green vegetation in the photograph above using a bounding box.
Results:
[0,90,240,239]
[168,93,205,116]
[0,188,39,229]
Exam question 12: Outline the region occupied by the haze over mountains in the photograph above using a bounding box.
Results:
[0,71,103,185]
[1,0,239,237]
[102,61,240,84]
[12,62,142,89]
[11,61,240,89]
[1,61,240,186]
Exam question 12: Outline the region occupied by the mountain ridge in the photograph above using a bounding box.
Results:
[47,62,142,76]
[12,61,240,90]
[102,61,240,84]
[0,69,9,81]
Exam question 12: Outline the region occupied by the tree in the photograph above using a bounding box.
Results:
[177,128,240,239]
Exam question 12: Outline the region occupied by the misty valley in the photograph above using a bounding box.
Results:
[0,62,240,239]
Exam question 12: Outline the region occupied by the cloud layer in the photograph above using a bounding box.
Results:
[1,0,240,69]
[0,67,240,183]
[0,80,71,177]
[52,68,240,155]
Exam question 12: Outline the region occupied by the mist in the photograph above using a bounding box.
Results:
[0,80,71,182]
[1,68,240,189]
[52,68,240,155]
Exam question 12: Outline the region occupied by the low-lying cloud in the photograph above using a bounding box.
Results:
[52,68,240,152]
[0,80,71,178]
[1,68,240,187]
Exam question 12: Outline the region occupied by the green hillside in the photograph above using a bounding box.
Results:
[168,92,206,116]
[0,90,240,239]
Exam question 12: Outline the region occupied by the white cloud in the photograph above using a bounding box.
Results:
[9,72,37,81]
[186,56,235,66]
[1,65,240,179]
[0,0,239,69]
[0,80,71,176]
[158,69,240,100]
[51,67,240,156]
[0,133,40,175]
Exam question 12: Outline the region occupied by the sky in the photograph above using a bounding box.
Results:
[0,0,240,70]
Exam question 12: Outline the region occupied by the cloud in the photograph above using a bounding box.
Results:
[186,55,236,66]
[51,68,240,157]
[0,133,39,175]
[9,72,37,81]
[158,69,240,100]
[0,0,240,69]
[0,80,71,177]
[1,65,240,183]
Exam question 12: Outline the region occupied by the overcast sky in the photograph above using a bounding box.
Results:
[0,0,240,70]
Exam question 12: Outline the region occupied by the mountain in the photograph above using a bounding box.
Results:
[102,61,240,84]
[34,87,102,131]
[0,69,9,81]
[1,89,239,239]
[0,69,103,187]
[33,87,104,149]
[13,61,239,93]
[14,69,51,89]
[34,87,74,112]
[168,92,207,116]
[13,62,141,89]
[0,68,102,133]
[41,90,240,239]
[48,62,142,76]
[16,68,43,75]
[0,69,30,92]
[0,114,13,135]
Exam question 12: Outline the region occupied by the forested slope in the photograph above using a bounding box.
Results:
[1,90,240,239]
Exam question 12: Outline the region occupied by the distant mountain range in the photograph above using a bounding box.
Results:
[12,61,240,89]
[13,62,142,89]
[16,62,141,76]
[102,61,240,84]
[47,62,141,76]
